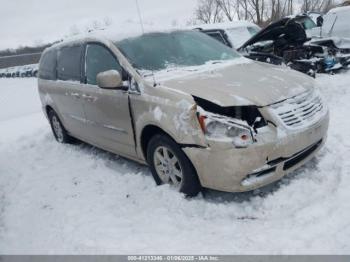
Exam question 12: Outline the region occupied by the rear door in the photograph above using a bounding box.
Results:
[81,43,136,157]
[55,45,87,137]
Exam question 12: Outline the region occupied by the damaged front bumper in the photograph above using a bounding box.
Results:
[183,110,329,193]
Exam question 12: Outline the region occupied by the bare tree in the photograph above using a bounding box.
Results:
[195,0,224,24]
[192,0,338,27]
[247,0,262,24]
[301,0,335,12]
[217,0,236,21]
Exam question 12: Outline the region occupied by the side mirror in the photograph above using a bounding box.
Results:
[97,70,126,90]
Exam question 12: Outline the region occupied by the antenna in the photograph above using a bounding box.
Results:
[135,0,145,34]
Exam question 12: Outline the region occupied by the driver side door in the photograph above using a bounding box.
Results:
[81,43,136,158]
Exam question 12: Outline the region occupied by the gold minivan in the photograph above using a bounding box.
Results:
[38,30,329,196]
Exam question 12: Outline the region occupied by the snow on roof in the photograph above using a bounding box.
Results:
[192,20,260,31]
[327,5,350,14]
[47,22,182,51]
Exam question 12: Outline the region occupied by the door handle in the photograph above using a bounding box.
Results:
[82,94,96,102]
[71,92,81,99]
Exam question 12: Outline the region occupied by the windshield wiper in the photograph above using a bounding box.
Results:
[209,60,224,64]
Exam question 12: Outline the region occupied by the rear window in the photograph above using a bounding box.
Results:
[39,49,57,80]
[205,31,229,46]
[57,45,83,82]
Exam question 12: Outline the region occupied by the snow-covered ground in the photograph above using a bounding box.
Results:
[0,73,350,254]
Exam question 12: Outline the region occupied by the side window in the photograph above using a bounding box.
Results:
[39,49,57,80]
[85,44,122,85]
[57,45,83,82]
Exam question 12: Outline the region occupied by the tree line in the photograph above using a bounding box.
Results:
[193,0,339,26]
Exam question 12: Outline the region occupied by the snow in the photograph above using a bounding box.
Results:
[327,5,350,14]
[193,21,259,31]
[191,21,261,48]
[143,57,252,83]
[322,6,350,39]
[61,23,179,48]
[153,106,163,121]
[1,72,350,254]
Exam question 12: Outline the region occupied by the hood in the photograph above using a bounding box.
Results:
[159,61,315,107]
[239,15,309,49]
[311,37,350,49]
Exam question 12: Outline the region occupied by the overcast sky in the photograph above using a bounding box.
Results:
[0,0,198,50]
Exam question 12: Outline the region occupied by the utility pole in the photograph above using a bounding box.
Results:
[135,0,145,34]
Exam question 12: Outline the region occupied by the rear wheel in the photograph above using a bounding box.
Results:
[48,110,73,144]
[147,134,201,197]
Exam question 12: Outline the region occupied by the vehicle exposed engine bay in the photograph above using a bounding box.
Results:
[238,15,350,77]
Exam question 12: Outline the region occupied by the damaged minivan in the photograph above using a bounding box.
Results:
[38,30,329,196]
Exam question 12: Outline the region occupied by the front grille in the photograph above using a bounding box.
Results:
[271,90,325,129]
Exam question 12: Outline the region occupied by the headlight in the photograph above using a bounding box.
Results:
[197,112,255,148]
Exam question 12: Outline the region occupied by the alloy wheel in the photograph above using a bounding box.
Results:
[153,146,183,188]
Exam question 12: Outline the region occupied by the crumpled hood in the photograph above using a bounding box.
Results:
[239,15,309,50]
[160,61,315,107]
[239,17,290,49]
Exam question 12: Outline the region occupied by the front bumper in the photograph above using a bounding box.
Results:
[183,111,329,192]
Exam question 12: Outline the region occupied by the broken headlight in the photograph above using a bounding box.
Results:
[197,112,255,148]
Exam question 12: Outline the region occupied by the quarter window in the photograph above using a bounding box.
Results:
[85,44,122,85]
[39,49,57,80]
[57,45,83,82]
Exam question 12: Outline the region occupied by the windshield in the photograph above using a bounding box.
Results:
[322,11,350,38]
[322,13,337,36]
[226,26,260,47]
[115,31,240,71]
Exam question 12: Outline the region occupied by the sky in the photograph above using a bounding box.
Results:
[0,0,198,50]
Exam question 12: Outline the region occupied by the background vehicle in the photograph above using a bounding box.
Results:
[305,6,350,72]
[0,64,39,78]
[193,21,261,49]
[239,14,349,76]
[5,68,12,78]
[306,11,324,26]
[9,67,18,77]
[31,64,38,77]
[19,66,28,77]
[320,6,350,39]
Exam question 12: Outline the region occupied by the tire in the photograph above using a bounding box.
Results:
[147,134,201,197]
[48,110,73,144]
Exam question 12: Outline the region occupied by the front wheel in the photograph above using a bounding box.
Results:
[147,134,201,197]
